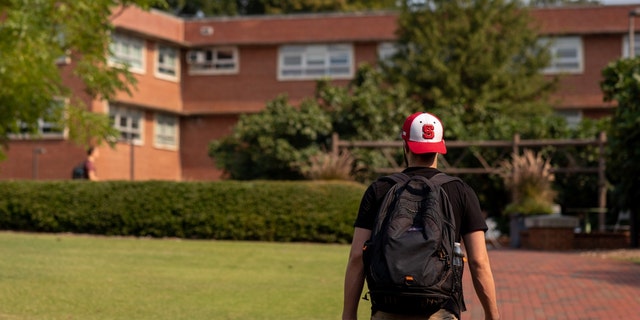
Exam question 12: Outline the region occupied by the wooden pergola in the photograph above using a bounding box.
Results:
[332,132,609,231]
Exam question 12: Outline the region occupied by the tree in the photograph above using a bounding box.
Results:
[316,64,419,142]
[208,65,421,181]
[601,58,640,248]
[0,0,166,160]
[160,0,237,16]
[529,0,600,7]
[158,0,399,16]
[245,0,399,15]
[316,64,420,180]
[385,0,558,141]
[208,95,333,180]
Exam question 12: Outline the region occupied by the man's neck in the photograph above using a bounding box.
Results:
[407,157,437,169]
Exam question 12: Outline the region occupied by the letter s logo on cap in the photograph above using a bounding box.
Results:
[422,124,435,140]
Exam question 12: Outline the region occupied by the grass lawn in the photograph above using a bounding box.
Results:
[0,232,371,320]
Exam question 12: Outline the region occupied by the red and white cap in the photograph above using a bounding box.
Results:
[401,112,447,154]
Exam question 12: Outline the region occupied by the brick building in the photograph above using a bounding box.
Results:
[1,4,637,181]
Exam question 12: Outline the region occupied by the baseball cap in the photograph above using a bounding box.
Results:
[401,112,447,154]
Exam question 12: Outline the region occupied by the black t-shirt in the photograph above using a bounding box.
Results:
[354,167,488,242]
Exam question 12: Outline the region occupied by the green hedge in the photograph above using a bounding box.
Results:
[0,180,366,244]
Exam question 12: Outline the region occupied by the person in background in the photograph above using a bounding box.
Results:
[85,146,99,181]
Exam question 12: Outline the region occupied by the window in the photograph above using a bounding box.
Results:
[378,42,398,62]
[156,44,179,81]
[278,44,353,80]
[9,99,66,139]
[187,47,238,75]
[109,33,145,73]
[54,28,70,65]
[154,113,178,149]
[109,104,144,144]
[622,34,640,58]
[555,110,582,129]
[540,36,583,74]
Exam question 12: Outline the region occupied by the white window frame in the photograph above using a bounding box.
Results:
[108,104,144,145]
[9,99,67,140]
[540,36,583,74]
[622,34,640,58]
[155,44,180,81]
[187,47,239,75]
[109,33,145,74]
[278,44,354,80]
[377,42,398,63]
[154,113,179,150]
[54,28,70,65]
[555,110,583,129]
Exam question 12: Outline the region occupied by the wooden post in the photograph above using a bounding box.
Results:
[597,131,607,232]
[511,134,521,203]
[331,132,339,157]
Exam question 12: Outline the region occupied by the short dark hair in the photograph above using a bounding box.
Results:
[86,147,95,156]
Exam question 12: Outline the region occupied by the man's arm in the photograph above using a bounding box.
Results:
[342,227,371,320]
[88,169,98,181]
[463,230,500,320]
[86,161,98,181]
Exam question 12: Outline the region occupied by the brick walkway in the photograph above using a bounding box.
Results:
[461,249,640,320]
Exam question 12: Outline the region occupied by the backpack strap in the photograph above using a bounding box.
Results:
[380,172,411,185]
[372,173,411,234]
[374,172,459,233]
[429,172,461,187]
[381,172,460,189]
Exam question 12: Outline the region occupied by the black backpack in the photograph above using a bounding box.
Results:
[362,172,465,315]
[71,162,87,180]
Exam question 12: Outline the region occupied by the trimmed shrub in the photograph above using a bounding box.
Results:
[0,180,365,244]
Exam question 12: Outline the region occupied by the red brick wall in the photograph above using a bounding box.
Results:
[574,232,630,250]
[97,111,182,181]
[2,8,631,182]
[521,228,575,251]
[114,40,183,112]
[179,114,239,181]
[550,34,621,110]
[521,229,631,250]
[181,44,359,114]
[0,110,184,182]
[0,140,86,180]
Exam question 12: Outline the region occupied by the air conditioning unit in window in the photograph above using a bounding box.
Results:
[186,50,207,65]
[200,26,214,36]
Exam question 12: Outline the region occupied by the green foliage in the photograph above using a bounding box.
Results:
[386,0,557,141]
[317,64,419,141]
[0,180,365,243]
[160,0,238,15]
[315,65,420,180]
[209,95,333,180]
[250,0,399,14]
[208,66,420,181]
[157,0,399,16]
[553,118,610,210]
[529,0,599,7]
[0,0,165,158]
[601,58,640,215]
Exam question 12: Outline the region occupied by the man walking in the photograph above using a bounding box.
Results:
[342,112,500,320]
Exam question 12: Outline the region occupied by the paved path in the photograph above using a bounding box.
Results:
[461,249,640,320]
